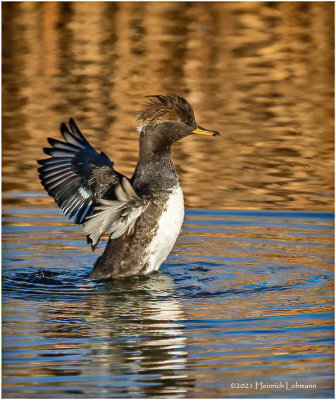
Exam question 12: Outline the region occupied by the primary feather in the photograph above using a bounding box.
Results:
[38,118,122,224]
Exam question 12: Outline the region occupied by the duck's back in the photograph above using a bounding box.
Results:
[38,96,219,280]
[90,184,184,279]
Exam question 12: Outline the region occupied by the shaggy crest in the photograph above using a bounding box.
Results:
[137,95,196,133]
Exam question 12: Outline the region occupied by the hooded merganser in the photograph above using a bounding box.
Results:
[38,95,220,279]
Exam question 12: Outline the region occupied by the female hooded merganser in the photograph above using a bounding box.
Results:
[38,95,219,279]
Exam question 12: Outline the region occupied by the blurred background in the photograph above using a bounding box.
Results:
[2,1,334,210]
[2,3,334,398]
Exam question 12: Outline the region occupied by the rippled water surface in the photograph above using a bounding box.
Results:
[2,1,334,210]
[2,2,334,398]
[2,194,334,398]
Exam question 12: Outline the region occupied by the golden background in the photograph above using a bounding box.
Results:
[2,1,334,210]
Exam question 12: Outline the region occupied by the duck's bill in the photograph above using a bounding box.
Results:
[192,126,220,137]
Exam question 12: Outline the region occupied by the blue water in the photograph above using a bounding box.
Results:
[2,195,334,398]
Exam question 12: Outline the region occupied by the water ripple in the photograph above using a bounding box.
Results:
[2,200,334,398]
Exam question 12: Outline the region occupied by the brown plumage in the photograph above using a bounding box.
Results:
[38,95,219,279]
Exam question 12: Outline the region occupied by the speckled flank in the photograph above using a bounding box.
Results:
[38,96,218,278]
[143,185,184,273]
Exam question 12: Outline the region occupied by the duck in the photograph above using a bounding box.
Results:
[38,95,220,279]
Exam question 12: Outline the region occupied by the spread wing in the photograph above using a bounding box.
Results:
[38,118,123,225]
[83,177,149,250]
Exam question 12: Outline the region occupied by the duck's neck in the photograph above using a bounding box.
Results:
[132,137,179,194]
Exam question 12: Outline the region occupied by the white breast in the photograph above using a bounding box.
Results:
[143,185,184,274]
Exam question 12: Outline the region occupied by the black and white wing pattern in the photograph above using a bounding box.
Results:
[83,177,149,250]
[38,118,123,225]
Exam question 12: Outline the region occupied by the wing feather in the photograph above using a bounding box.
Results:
[83,177,148,250]
[38,118,124,224]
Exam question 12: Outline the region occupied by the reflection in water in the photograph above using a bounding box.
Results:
[2,2,334,210]
[88,276,191,397]
[2,2,334,398]
[2,201,334,397]
[4,271,192,398]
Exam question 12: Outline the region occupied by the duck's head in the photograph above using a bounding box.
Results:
[137,95,220,151]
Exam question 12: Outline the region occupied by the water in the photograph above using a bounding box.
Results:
[2,194,334,398]
[2,2,334,398]
[2,2,334,210]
